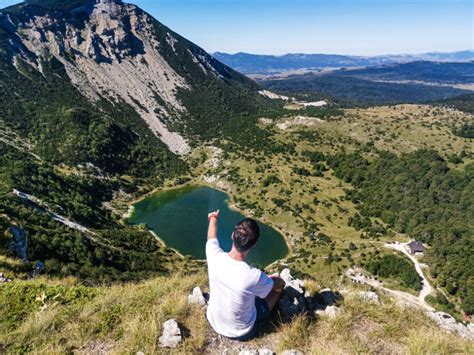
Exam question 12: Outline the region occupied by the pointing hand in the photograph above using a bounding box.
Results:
[208,210,220,221]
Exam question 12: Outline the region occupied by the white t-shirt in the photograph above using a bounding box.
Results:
[206,238,274,338]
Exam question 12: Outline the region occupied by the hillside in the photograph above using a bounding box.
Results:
[1,263,473,354]
[0,0,275,282]
[186,103,474,315]
[0,0,273,157]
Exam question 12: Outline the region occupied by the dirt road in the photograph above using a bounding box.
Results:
[385,242,434,310]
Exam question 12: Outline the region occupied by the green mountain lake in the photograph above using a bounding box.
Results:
[128,186,288,267]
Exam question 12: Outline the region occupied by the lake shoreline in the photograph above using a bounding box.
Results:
[149,230,185,259]
[125,182,291,267]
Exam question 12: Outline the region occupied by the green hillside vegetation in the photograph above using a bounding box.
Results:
[437,93,474,114]
[0,141,205,282]
[328,150,474,313]
[0,45,195,283]
[365,254,422,291]
[183,103,473,314]
[0,55,186,179]
[1,268,472,354]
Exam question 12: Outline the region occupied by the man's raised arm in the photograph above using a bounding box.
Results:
[207,210,219,240]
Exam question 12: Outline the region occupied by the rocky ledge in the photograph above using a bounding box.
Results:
[278,268,342,319]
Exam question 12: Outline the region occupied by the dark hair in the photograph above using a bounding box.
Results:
[233,218,260,252]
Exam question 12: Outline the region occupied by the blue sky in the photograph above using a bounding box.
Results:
[0,0,472,55]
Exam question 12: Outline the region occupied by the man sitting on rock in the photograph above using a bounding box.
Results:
[205,210,285,341]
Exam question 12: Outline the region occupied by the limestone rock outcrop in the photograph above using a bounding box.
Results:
[188,286,206,306]
[0,272,11,283]
[428,312,474,340]
[278,268,342,319]
[355,291,380,304]
[158,319,182,348]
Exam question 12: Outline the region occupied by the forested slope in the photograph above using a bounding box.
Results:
[328,150,474,313]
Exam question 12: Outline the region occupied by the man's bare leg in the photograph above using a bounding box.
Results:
[265,276,285,311]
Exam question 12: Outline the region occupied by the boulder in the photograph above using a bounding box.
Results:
[188,286,206,306]
[428,312,474,340]
[258,349,275,355]
[324,305,341,319]
[280,268,305,295]
[0,273,11,283]
[315,305,341,319]
[158,319,182,348]
[278,269,309,318]
[281,350,304,355]
[239,351,258,355]
[319,288,339,306]
[355,291,380,304]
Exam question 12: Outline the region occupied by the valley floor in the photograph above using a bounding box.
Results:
[181,104,473,290]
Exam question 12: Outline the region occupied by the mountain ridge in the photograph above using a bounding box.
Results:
[0,0,272,156]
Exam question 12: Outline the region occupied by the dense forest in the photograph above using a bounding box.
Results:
[259,75,469,105]
[0,143,203,283]
[437,93,474,115]
[333,61,474,84]
[328,150,474,313]
[365,254,422,291]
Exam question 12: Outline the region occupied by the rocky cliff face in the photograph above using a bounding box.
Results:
[0,0,265,155]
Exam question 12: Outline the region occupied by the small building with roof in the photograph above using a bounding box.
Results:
[406,240,425,255]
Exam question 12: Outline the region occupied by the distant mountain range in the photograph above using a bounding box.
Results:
[213,51,474,75]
